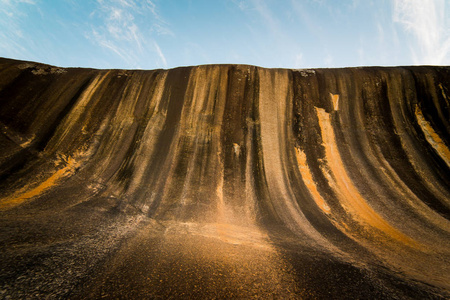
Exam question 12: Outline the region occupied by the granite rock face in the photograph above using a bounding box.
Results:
[0,57,449,298]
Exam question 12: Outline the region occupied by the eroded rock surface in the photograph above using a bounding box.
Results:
[0,58,449,298]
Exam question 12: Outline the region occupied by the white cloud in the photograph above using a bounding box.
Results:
[251,0,278,34]
[0,0,37,59]
[152,23,174,37]
[232,0,248,11]
[233,0,305,68]
[88,0,172,68]
[232,0,282,36]
[393,0,449,65]
[154,41,167,67]
[91,29,133,63]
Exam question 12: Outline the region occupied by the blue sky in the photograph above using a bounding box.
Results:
[0,0,449,69]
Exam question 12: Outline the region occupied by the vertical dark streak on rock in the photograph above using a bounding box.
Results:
[0,69,55,134]
[290,69,375,258]
[221,66,246,201]
[410,67,449,141]
[248,70,279,225]
[144,67,191,217]
[0,150,35,183]
[114,71,161,192]
[365,71,450,218]
[36,77,94,151]
[407,68,450,181]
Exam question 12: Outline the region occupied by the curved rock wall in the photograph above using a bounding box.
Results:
[0,58,449,298]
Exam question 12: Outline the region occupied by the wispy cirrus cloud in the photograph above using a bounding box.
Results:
[153,41,166,67]
[232,0,248,11]
[0,0,37,59]
[88,0,171,68]
[393,0,449,65]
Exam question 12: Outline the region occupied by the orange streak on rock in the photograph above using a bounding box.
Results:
[415,105,450,168]
[330,93,339,111]
[0,156,77,210]
[315,107,420,248]
[294,147,331,214]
